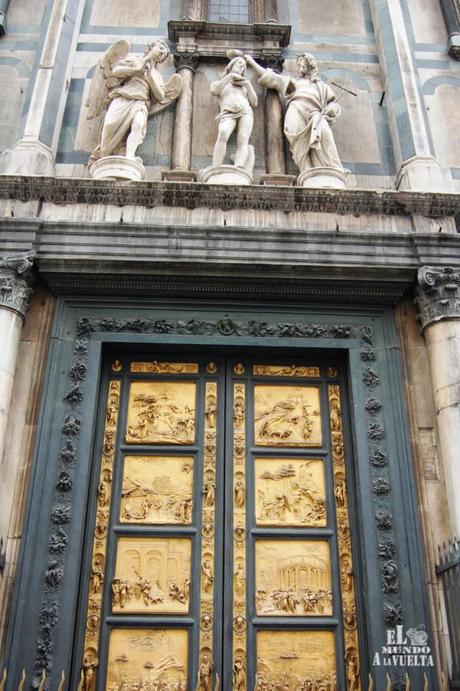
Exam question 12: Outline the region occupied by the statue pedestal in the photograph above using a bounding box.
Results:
[198,165,253,186]
[89,156,146,181]
[298,167,348,189]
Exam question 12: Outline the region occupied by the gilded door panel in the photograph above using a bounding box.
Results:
[119,455,194,524]
[112,537,191,614]
[256,630,336,689]
[253,384,322,447]
[106,629,188,690]
[126,381,197,444]
[255,539,332,616]
[254,457,326,527]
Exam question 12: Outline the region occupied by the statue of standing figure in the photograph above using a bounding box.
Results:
[199,51,258,185]
[245,52,347,187]
[86,39,182,180]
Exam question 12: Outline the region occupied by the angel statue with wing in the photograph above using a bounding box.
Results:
[86,39,182,178]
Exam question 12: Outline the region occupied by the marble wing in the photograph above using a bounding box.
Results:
[148,73,183,116]
[86,39,130,120]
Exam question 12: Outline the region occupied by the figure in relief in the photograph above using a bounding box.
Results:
[245,52,344,177]
[86,39,182,171]
[197,655,214,691]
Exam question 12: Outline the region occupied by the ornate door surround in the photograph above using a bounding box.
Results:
[2,300,437,690]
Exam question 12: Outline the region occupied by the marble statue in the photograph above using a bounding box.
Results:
[245,52,347,187]
[86,39,182,180]
[199,51,257,185]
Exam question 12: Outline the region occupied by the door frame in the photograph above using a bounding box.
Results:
[3,297,438,690]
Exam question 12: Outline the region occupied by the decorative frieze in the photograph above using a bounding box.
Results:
[415,266,460,330]
[0,250,35,319]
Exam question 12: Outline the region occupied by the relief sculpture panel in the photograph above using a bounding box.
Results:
[255,457,326,527]
[107,629,188,691]
[120,456,194,524]
[255,540,332,616]
[256,631,336,690]
[126,382,196,444]
[112,537,191,614]
[254,386,322,447]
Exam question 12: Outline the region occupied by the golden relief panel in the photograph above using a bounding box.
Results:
[120,455,194,524]
[255,540,332,616]
[256,630,336,690]
[255,457,326,527]
[253,365,320,378]
[106,629,188,691]
[254,385,322,447]
[130,362,199,374]
[112,537,191,614]
[126,382,196,444]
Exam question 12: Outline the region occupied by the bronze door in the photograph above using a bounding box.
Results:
[79,355,362,690]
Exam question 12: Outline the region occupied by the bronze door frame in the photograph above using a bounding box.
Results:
[78,352,362,690]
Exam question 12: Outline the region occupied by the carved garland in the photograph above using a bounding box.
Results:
[33,315,401,685]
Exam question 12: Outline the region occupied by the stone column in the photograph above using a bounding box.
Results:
[415,266,460,535]
[369,0,454,191]
[0,252,35,576]
[162,52,199,182]
[439,0,460,59]
[260,57,295,186]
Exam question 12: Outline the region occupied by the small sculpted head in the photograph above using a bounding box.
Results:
[146,39,170,64]
[296,52,319,81]
[224,56,246,76]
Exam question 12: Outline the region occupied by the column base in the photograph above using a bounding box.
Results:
[89,156,146,181]
[198,164,253,186]
[396,155,454,192]
[260,174,296,186]
[161,169,198,182]
[0,139,55,176]
[298,167,348,189]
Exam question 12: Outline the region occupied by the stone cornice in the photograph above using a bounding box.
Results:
[1,176,460,218]
[168,19,291,48]
[415,266,460,329]
[0,250,35,318]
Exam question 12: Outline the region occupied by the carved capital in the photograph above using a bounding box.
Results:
[0,250,36,318]
[174,51,200,72]
[260,55,285,73]
[415,265,460,330]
